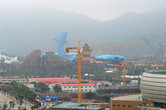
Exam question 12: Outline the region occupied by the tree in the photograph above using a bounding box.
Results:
[105,84,109,87]
[53,85,62,92]
[3,103,8,110]
[34,82,50,93]
[18,95,24,106]
[9,101,15,110]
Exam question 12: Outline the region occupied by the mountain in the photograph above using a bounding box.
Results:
[0,6,166,55]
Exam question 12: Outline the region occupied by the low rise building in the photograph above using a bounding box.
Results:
[60,83,96,92]
[111,94,154,110]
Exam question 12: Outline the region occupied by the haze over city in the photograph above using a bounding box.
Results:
[0,0,166,110]
[0,0,166,55]
[1,0,166,21]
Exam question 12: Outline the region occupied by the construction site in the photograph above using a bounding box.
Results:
[0,31,166,110]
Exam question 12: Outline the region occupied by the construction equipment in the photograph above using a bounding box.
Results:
[109,58,166,86]
[66,41,140,103]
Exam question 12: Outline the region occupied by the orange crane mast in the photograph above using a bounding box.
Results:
[65,41,140,103]
[110,58,166,86]
[77,40,82,103]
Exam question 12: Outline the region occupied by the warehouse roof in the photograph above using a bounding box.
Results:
[29,77,70,81]
[60,83,95,86]
[52,102,103,110]
[85,80,110,83]
[112,94,142,101]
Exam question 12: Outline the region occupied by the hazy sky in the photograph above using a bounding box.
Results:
[1,0,166,21]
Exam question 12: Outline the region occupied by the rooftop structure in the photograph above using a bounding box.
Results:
[111,94,154,110]
[112,94,142,101]
[52,102,104,110]
[29,77,70,81]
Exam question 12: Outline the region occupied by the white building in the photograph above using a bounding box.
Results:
[60,83,96,92]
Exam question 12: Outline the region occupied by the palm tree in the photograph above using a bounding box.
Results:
[9,101,15,110]
[3,103,8,110]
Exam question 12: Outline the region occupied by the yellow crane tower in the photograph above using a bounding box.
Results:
[77,40,82,103]
[109,58,166,86]
[65,41,140,103]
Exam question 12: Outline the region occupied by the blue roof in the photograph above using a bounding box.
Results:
[95,55,125,60]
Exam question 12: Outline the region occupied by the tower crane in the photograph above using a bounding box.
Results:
[109,58,166,86]
[65,41,140,103]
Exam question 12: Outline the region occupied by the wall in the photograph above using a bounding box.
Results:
[111,100,154,110]
[61,85,96,92]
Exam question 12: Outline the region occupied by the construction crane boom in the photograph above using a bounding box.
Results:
[66,41,140,103]
[110,58,166,86]
[90,46,140,49]
[65,46,140,53]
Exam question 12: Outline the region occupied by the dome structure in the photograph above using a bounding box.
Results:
[141,70,166,104]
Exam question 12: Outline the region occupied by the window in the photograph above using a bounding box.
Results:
[64,87,66,88]
[128,105,131,107]
[123,105,126,107]
[85,86,87,88]
[117,105,120,107]
[113,105,115,107]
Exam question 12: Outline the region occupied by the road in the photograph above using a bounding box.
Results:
[0,91,33,110]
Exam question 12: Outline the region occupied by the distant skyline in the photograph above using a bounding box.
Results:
[0,0,166,21]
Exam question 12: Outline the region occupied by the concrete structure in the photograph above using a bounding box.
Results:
[82,43,92,64]
[111,70,166,110]
[60,83,96,92]
[52,102,104,110]
[141,70,166,107]
[111,94,154,110]
[85,80,112,89]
